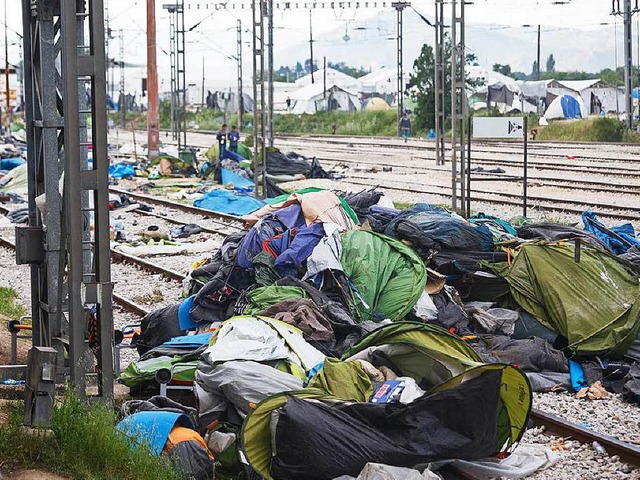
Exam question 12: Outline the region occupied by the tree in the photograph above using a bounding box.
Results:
[546,54,556,73]
[408,36,479,131]
[531,60,539,78]
[327,61,369,78]
[492,63,513,78]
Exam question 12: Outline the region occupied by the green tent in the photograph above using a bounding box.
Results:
[241,322,531,480]
[488,242,640,356]
[205,142,252,161]
[341,230,427,322]
[119,355,197,387]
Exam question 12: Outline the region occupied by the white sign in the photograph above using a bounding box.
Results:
[473,117,525,139]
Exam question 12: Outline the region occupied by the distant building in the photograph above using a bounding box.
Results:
[289,83,360,114]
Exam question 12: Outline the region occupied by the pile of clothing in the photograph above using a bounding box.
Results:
[119,187,640,479]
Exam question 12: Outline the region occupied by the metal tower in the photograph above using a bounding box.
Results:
[252,0,267,195]
[450,0,467,213]
[392,1,409,136]
[434,0,446,166]
[164,1,187,150]
[20,0,114,418]
[237,19,244,129]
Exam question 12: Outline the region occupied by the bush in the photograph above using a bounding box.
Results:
[536,117,628,142]
[589,117,625,142]
[0,392,186,480]
[275,110,398,136]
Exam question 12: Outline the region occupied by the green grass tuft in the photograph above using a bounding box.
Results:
[0,392,186,480]
[0,286,26,319]
[535,117,640,143]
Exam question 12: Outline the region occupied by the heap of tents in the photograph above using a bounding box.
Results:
[117,188,640,479]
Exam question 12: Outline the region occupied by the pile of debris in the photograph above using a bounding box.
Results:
[116,188,640,479]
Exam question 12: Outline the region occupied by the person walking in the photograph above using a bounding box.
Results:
[286,97,292,112]
[216,123,228,159]
[228,125,240,153]
[399,112,411,143]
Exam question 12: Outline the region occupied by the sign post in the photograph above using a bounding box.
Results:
[471,116,529,217]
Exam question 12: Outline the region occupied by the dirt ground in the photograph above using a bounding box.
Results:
[1,470,68,480]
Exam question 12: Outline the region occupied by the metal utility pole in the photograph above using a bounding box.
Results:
[237,19,244,129]
[4,0,10,130]
[201,57,205,106]
[624,0,634,128]
[323,56,327,102]
[392,1,409,137]
[536,25,541,80]
[434,0,446,166]
[119,29,125,127]
[20,0,113,419]
[147,0,160,159]
[267,0,274,146]
[309,10,315,83]
[252,0,267,196]
[450,0,467,212]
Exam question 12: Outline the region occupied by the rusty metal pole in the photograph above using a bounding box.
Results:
[146,0,160,159]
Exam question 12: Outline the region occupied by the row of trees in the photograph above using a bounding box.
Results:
[273,60,370,82]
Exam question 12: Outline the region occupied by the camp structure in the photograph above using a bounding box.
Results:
[363,97,391,111]
[290,83,361,114]
[543,94,587,120]
[240,322,532,480]
[294,67,361,92]
[546,79,624,115]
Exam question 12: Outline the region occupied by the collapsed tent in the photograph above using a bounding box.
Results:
[341,230,427,321]
[241,322,531,480]
[544,94,586,120]
[489,242,640,356]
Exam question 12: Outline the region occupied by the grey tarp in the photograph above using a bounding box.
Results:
[195,360,303,419]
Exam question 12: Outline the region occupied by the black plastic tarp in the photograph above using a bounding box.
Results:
[270,370,502,480]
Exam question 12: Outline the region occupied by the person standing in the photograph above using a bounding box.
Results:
[216,123,228,159]
[399,112,411,143]
[228,125,240,153]
[286,96,292,112]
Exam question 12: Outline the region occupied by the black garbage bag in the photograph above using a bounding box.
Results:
[271,369,503,480]
[133,304,184,355]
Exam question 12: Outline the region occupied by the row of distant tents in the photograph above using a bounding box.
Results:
[467,66,632,120]
[113,65,636,120]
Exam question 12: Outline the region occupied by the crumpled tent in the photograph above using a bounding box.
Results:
[581,210,640,255]
[489,242,640,356]
[240,322,531,480]
[341,230,427,322]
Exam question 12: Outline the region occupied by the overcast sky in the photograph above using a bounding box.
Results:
[2,0,626,93]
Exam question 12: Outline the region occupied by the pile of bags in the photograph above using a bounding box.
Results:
[118,188,640,479]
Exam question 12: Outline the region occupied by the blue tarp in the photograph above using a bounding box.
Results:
[221,168,254,191]
[385,203,495,252]
[193,189,263,216]
[162,331,214,349]
[560,95,582,119]
[582,210,640,255]
[222,149,247,162]
[0,157,25,171]
[109,163,135,179]
[117,411,194,455]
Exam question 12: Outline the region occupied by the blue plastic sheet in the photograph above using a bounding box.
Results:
[582,210,639,255]
[162,331,214,349]
[221,168,254,191]
[222,148,247,162]
[569,360,588,392]
[117,411,194,455]
[109,162,135,178]
[560,95,582,119]
[193,189,263,216]
[0,157,25,171]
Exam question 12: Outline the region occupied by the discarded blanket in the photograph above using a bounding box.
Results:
[193,189,263,216]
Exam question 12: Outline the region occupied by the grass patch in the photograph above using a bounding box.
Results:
[0,393,186,480]
[536,117,638,143]
[0,286,26,319]
[275,110,398,137]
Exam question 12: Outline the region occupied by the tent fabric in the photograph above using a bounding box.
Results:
[166,430,215,480]
[270,370,504,480]
[517,222,609,250]
[195,360,304,418]
[307,357,373,401]
[581,210,640,255]
[544,94,586,119]
[221,168,254,191]
[259,298,334,342]
[193,189,263,216]
[243,286,308,316]
[201,316,324,373]
[489,242,640,356]
[116,411,193,455]
[118,355,199,387]
[109,162,135,178]
[340,230,427,322]
[0,157,25,171]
